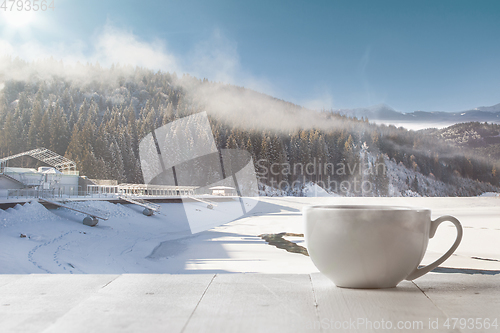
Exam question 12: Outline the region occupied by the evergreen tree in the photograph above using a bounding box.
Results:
[375,155,389,196]
[1,112,18,156]
[226,130,239,149]
[411,176,419,193]
[50,104,70,155]
[126,104,140,158]
[109,140,126,183]
[27,100,43,149]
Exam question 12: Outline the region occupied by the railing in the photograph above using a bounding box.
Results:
[4,188,57,199]
[0,189,117,200]
[1,187,213,200]
[88,184,199,197]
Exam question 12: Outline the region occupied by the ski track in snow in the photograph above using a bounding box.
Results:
[28,230,80,273]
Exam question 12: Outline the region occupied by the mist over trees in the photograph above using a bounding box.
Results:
[0,58,498,196]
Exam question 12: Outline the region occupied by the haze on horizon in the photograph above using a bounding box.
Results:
[0,0,499,113]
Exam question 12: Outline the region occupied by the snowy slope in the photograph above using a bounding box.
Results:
[0,200,205,274]
[257,152,500,198]
[382,154,500,197]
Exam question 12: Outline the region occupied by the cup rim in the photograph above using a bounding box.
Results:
[303,205,430,212]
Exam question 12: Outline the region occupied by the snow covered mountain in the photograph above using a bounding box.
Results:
[473,103,500,112]
[333,103,500,126]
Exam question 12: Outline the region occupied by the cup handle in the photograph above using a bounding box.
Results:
[405,215,463,281]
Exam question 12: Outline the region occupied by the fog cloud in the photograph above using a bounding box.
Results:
[0,23,340,132]
[300,89,335,111]
[93,25,180,72]
[0,23,271,93]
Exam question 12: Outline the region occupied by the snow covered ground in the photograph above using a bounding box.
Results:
[1,196,499,274]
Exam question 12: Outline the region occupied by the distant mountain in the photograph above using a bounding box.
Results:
[333,103,500,126]
[333,104,406,120]
[472,103,500,113]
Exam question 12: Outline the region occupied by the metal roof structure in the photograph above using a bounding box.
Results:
[0,148,77,174]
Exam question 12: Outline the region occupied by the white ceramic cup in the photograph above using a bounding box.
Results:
[304,205,463,289]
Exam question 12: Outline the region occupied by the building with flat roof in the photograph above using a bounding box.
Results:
[209,186,237,196]
[0,166,80,197]
[0,148,80,198]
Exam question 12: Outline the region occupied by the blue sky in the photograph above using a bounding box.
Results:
[1,0,500,112]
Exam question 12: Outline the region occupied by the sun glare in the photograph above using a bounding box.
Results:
[1,9,36,28]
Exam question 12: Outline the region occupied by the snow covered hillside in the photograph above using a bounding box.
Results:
[0,201,205,274]
[258,150,500,197]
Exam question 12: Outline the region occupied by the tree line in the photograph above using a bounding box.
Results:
[0,59,498,195]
